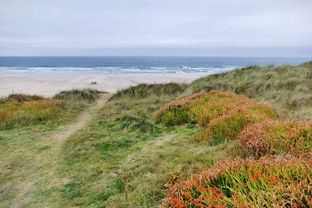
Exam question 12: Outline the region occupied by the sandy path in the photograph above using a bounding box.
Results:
[9,93,111,208]
[56,93,111,140]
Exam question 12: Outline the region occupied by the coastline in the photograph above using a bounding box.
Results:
[0,73,204,97]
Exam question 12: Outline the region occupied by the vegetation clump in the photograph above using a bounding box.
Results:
[110,83,186,100]
[156,90,277,143]
[188,63,312,120]
[239,121,312,158]
[0,89,100,129]
[119,114,159,134]
[163,157,312,208]
[194,108,274,145]
[53,89,100,102]
[4,93,44,103]
[0,97,63,129]
[156,91,276,126]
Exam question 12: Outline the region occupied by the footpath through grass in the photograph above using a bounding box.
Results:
[0,91,109,208]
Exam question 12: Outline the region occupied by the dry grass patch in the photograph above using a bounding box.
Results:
[0,98,63,129]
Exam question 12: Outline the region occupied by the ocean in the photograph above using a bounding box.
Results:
[0,57,310,75]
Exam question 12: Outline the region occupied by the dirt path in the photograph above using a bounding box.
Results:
[9,93,111,208]
[56,93,111,141]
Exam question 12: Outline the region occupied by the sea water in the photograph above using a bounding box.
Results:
[0,56,310,75]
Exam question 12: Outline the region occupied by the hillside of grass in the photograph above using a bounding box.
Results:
[0,62,311,208]
[187,62,312,120]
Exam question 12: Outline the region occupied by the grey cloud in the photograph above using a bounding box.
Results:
[0,0,311,56]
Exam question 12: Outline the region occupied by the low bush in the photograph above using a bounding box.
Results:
[53,89,99,102]
[156,91,277,145]
[5,93,44,103]
[119,114,159,134]
[156,91,276,127]
[110,83,186,100]
[163,157,312,208]
[0,99,63,129]
[194,108,274,144]
[239,121,312,158]
[156,91,248,126]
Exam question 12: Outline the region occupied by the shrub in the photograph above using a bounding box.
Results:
[194,108,275,144]
[156,91,277,127]
[156,91,251,126]
[110,83,186,100]
[5,93,44,103]
[239,121,312,158]
[53,89,99,102]
[119,114,159,134]
[0,99,63,129]
[163,157,312,208]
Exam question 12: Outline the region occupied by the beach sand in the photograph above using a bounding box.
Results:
[0,74,203,97]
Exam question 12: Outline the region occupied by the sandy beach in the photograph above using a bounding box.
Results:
[0,73,203,97]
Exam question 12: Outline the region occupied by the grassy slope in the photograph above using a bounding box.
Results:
[0,90,103,208]
[187,62,312,120]
[0,63,311,208]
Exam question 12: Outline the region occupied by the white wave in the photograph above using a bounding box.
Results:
[0,66,237,75]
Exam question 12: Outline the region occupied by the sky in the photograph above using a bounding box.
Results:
[0,0,312,57]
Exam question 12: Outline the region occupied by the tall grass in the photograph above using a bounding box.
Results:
[110,83,186,100]
[0,99,63,129]
[0,89,100,129]
[53,89,99,102]
[187,62,312,120]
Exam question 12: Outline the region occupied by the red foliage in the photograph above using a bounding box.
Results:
[163,157,312,208]
[239,120,312,158]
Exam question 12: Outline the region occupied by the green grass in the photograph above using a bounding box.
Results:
[56,96,237,207]
[0,89,102,208]
[110,83,187,100]
[0,62,311,208]
[187,62,312,120]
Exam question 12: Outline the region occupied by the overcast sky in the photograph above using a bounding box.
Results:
[0,0,312,56]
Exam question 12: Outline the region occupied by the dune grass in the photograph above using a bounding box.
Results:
[0,62,311,208]
[0,95,64,129]
[187,62,312,120]
[110,83,186,101]
[0,89,100,130]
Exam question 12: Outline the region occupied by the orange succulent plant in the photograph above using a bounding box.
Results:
[163,157,312,208]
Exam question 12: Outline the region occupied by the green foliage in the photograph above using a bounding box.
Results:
[60,181,82,200]
[199,109,272,145]
[188,63,312,120]
[110,83,186,100]
[156,106,190,126]
[5,94,44,103]
[119,114,159,134]
[0,99,64,129]
[54,89,100,102]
